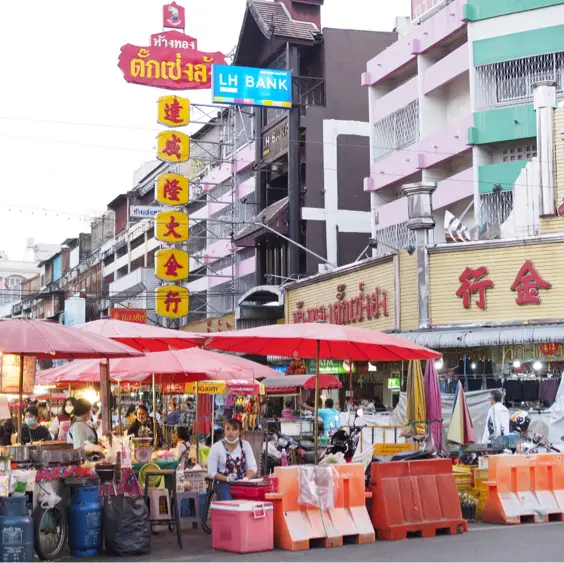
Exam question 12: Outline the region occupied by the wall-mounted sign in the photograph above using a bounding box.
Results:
[155,211,189,243]
[456,260,551,310]
[130,205,164,218]
[387,377,401,390]
[157,95,190,127]
[156,173,189,206]
[163,2,185,30]
[0,355,36,394]
[263,119,289,164]
[212,64,292,108]
[155,248,189,281]
[155,284,189,318]
[305,359,356,375]
[157,131,190,163]
[292,282,389,325]
[118,1,227,91]
[109,308,147,324]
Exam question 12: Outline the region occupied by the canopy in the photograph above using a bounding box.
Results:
[263,374,342,394]
[37,348,279,384]
[0,319,143,359]
[205,322,440,361]
[76,319,206,352]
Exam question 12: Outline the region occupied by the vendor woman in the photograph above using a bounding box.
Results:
[49,397,76,441]
[127,404,163,447]
[22,406,52,444]
[207,418,257,500]
[68,399,98,449]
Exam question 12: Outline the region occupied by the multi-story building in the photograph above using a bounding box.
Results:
[363,0,564,252]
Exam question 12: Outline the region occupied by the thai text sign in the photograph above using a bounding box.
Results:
[155,248,189,281]
[155,285,189,319]
[158,95,190,127]
[162,382,185,394]
[305,359,356,375]
[157,131,190,163]
[155,211,189,243]
[130,206,163,218]
[292,282,389,325]
[185,381,226,395]
[212,64,293,108]
[0,355,36,394]
[118,29,227,90]
[156,173,189,206]
[109,308,147,324]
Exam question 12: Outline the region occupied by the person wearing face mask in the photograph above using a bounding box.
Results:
[49,398,76,441]
[22,406,52,444]
[127,405,163,447]
[207,418,257,501]
[68,399,98,449]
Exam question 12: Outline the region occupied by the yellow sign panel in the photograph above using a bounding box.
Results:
[155,249,189,281]
[156,173,189,206]
[157,95,190,128]
[155,285,189,319]
[157,131,190,163]
[185,381,226,395]
[155,211,189,243]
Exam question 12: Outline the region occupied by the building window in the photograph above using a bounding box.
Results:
[475,52,564,110]
[373,100,420,161]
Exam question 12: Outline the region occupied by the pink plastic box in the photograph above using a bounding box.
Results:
[211,500,274,553]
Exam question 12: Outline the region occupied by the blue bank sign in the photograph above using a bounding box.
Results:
[212,64,292,108]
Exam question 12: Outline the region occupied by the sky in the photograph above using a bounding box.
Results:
[0,0,410,260]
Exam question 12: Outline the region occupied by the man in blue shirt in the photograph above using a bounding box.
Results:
[303,398,340,436]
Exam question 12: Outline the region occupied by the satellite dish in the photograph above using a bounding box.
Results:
[529,420,550,440]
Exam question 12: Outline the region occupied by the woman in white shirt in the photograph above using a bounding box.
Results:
[68,399,98,449]
[207,418,257,500]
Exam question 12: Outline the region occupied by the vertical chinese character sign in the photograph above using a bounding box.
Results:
[155,94,191,320]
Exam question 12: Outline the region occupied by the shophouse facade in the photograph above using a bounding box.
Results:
[363,0,564,254]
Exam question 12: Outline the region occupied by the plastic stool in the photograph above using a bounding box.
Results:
[178,491,201,530]
[144,469,182,549]
[147,489,172,522]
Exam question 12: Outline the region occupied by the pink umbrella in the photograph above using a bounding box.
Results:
[424,359,445,455]
[76,319,206,352]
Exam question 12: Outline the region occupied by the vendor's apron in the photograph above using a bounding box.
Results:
[221,440,247,480]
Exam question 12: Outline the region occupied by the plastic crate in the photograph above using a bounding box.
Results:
[453,467,472,491]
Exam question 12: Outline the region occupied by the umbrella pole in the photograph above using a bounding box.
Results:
[195,382,199,465]
[117,380,122,435]
[314,340,320,464]
[99,359,111,437]
[211,396,214,445]
[17,354,23,442]
[152,373,157,449]
[349,359,353,406]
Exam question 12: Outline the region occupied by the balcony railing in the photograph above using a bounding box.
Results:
[373,99,420,161]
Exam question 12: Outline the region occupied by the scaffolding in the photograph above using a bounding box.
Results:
[184,103,256,323]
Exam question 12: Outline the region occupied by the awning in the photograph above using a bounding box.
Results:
[263,373,340,394]
[233,197,288,247]
[396,324,564,349]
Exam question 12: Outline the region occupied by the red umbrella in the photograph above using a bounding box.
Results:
[76,319,206,352]
[302,374,342,390]
[205,322,440,461]
[204,323,440,361]
[0,319,142,438]
[0,319,143,359]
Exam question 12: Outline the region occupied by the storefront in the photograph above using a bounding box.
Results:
[284,254,418,407]
[398,236,564,407]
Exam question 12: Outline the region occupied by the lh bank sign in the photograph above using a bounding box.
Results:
[212,64,292,108]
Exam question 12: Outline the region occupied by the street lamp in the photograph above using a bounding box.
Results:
[513,360,521,368]
[471,362,477,370]
[533,360,542,371]
[435,358,443,370]
[402,181,437,330]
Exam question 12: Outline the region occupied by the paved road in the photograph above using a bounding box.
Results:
[66,522,564,562]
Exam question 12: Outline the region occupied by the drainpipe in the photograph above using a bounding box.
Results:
[534,81,557,216]
[402,181,437,330]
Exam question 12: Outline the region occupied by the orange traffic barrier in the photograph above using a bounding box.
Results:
[370,459,468,540]
[482,453,564,525]
[265,464,374,551]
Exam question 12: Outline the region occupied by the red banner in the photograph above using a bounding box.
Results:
[109,308,147,324]
[162,382,185,394]
[118,31,226,90]
[163,2,185,29]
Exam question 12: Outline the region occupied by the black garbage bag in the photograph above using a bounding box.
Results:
[103,495,151,556]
